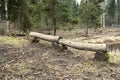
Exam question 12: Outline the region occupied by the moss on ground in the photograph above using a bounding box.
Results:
[0,36,28,47]
[108,52,120,63]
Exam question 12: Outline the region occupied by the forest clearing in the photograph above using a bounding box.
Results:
[0,28,120,80]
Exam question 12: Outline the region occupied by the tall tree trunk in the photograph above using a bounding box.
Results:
[116,0,118,27]
[102,13,106,28]
[18,0,21,33]
[101,1,106,28]
[53,18,56,36]
[86,28,89,37]
[52,0,57,36]
[5,0,9,34]
[116,15,118,27]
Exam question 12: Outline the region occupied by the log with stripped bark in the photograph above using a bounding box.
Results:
[29,32,120,61]
[58,39,107,52]
[29,32,62,42]
[29,32,108,52]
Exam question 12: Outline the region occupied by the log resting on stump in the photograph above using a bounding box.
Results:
[58,39,109,61]
[94,51,109,61]
[29,32,120,61]
[29,32,108,52]
[59,39,107,52]
[29,32,67,50]
[30,37,39,43]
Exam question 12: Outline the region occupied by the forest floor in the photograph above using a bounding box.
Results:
[0,27,120,80]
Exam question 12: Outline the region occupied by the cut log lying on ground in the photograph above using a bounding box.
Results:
[59,39,107,52]
[29,32,120,61]
[29,32,62,42]
[29,32,107,52]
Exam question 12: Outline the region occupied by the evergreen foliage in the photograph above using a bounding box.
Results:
[2,0,120,35]
[79,0,104,29]
[0,0,5,20]
[117,0,120,25]
[106,0,116,25]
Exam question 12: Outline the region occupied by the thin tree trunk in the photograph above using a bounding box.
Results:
[18,0,21,33]
[52,0,57,36]
[103,1,106,28]
[115,6,118,27]
[101,1,106,28]
[5,0,9,34]
[53,18,56,36]
[86,28,89,36]
[100,12,105,28]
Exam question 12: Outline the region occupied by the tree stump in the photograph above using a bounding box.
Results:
[94,51,109,61]
[31,37,39,43]
[52,42,68,51]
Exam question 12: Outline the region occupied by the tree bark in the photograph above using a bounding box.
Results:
[52,0,57,36]
[29,32,108,52]
[18,0,21,33]
[53,18,57,36]
[58,39,107,52]
[86,28,89,36]
[29,32,62,42]
[5,0,9,34]
[102,1,106,28]
[29,32,120,52]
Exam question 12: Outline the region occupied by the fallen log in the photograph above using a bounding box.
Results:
[59,39,107,52]
[29,32,107,52]
[29,32,120,61]
[29,32,62,42]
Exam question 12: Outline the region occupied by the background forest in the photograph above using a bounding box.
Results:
[0,0,120,35]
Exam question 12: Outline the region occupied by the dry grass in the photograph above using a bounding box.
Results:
[0,36,28,47]
[0,28,120,79]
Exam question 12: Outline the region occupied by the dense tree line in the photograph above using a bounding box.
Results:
[105,0,120,27]
[79,0,104,36]
[2,0,120,36]
[0,0,80,35]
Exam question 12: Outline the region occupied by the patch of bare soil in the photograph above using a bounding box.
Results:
[0,43,120,80]
[0,28,120,80]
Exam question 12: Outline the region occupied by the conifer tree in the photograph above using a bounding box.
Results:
[106,0,116,26]
[117,0,120,26]
[43,0,74,35]
[79,0,104,36]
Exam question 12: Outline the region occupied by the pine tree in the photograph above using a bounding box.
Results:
[117,0,120,26]
[79,0,104,36]
[106,0,116,26]
[100,0,106,28]
[5,0,45,34]
[43,0,74,35]
[27,0,45,31]
[71,0,79,25]
[1,0,81,35]
[7,0,33,33]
